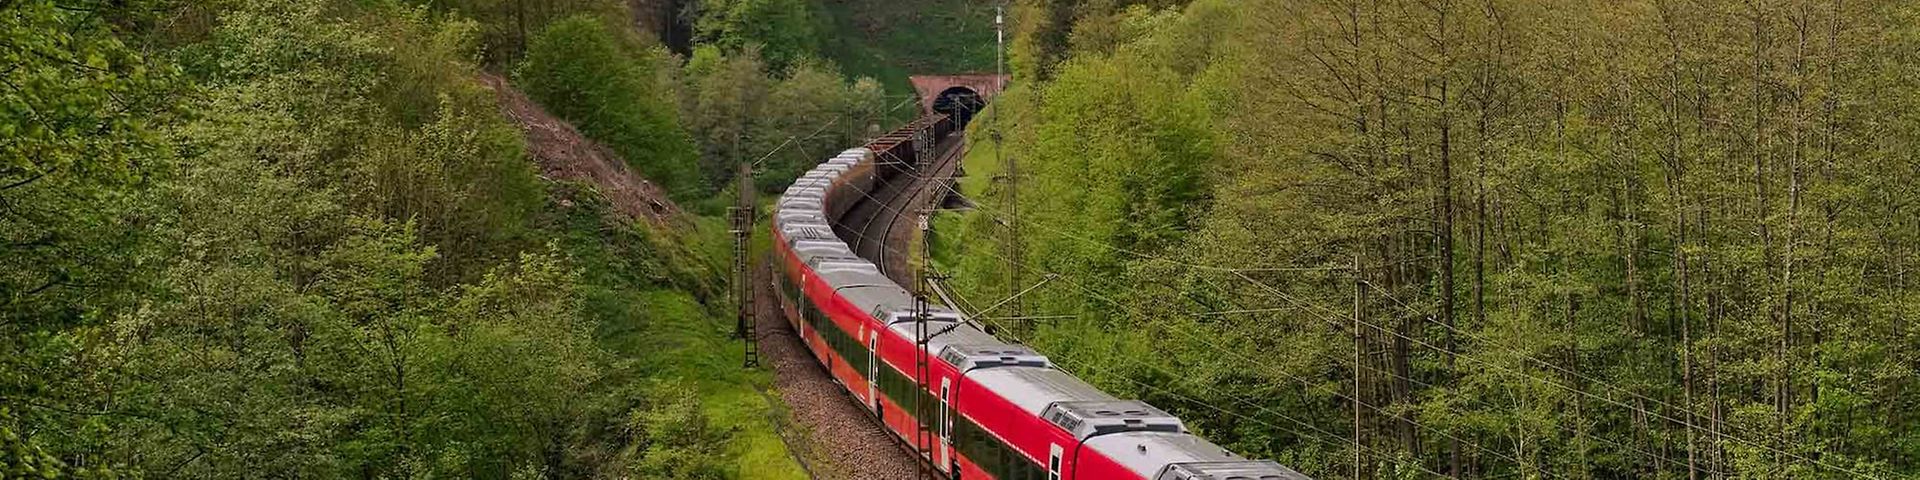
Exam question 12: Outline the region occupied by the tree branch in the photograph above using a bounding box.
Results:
[2,172,47,191]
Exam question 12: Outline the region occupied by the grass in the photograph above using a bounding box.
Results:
[555,185,805,480]
[638,217,804,480]
[602,289,804,480]
[928,103,1007,269]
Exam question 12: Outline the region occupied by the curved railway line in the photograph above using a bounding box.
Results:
[840,133,966,284]
[765,109,1310,480]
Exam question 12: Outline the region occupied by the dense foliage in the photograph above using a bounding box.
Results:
[2,0,793,478]
[811,0,996,94]
[685,0,822,72]
[410,0,620,64]
[519,15,702,197]
[939,0,1920,478]
[678,46,891,197]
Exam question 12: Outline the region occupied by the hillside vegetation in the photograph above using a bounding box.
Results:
[937,0,1920,478]
[0,0,842,477]
[812,0,997,92]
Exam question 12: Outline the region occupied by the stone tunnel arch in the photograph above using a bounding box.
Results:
[932,86,986,127]
[909,74,1009,125]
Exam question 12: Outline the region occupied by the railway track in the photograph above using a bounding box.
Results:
[767,108,1309,480]
[795,131,966,479]
[754,261,927,479]
[839,134,966,284]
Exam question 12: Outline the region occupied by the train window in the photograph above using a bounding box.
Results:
[886,364,933,431]
[810,308,873,384]
[950,413,1047,480]
[1047,444,1062,480]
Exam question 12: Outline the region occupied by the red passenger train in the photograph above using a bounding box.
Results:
[771,115,1310,480]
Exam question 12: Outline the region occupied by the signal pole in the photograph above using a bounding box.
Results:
[733,161,758,368]
[993,4,1025,332]
[1352,255,1365,480]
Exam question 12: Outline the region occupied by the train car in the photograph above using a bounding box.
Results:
[770,116,1310,480]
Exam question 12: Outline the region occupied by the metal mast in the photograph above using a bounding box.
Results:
[733,162,758,368]
[993,4,1024,335]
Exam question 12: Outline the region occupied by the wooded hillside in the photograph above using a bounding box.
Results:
[937,0,1920,478]
[0,0,886,477]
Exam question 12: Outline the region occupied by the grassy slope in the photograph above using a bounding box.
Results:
[929,103,1004,275]
[634,217,802,480]
[552,186,804,480]
[600,289,800,479]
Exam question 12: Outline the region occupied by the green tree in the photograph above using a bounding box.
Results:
[943,0,1920,477]
[685,0,822,72]
[1,1,176,476]
[680,46,888,195]
[412,0,621,64]
[518,15,701,197]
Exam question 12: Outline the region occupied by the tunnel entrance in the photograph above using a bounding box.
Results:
[932,86,986,127]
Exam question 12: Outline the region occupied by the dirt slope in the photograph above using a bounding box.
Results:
[480,73,682,224]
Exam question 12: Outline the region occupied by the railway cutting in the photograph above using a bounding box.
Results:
[760,95,1315,479]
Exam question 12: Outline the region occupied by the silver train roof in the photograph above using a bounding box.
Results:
[776,144,1310,480]
[1084,432,1307,480]
[1155,460,1311,480]
[969,366,1118,416]
[777,147,1022,369]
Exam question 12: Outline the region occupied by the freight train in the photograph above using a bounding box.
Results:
[771,114,1310,480]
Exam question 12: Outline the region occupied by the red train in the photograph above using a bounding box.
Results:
[771,115,1309,480]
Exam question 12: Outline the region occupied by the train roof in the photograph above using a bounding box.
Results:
[1083,431,1249,480]
[1043,399,1186,440]
[937,342,1049,371]
[778,197,822,212]
[792,177,835,190]
[839,284,916,319]
[968,366,1118,416]
[809,255,879,274]
[776,210,828,226]
[784,186,827,199]
[790,239,851,258]
[883,314,1006,360]
[779,222,836,244]
[1155,460,1311,480]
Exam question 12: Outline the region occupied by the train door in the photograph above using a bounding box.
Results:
[938,378,952,473]
[866,331,879,410]
[1048,443,1063,480]
[794,279,808,344]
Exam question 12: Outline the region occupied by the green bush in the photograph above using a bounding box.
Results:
[518,15,702,198]
[686,0,823,72]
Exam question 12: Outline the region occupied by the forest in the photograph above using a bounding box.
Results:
[13,0,1920,478]
[1,0,939,477]
[934,0,1920,478]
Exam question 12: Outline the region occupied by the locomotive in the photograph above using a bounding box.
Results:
[771,114,1310,480]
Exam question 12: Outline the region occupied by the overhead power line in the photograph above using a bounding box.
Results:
[920,176,1872,479]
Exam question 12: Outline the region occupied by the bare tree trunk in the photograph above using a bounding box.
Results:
[1781,0,1806,464]
[1426,1,1461,473]
[1657,7,1702,476]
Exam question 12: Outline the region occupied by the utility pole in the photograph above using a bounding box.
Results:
[993,4,1024,331]
[733,161,758,368]
[1352,255,1365,480]
[914,268,932,480]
